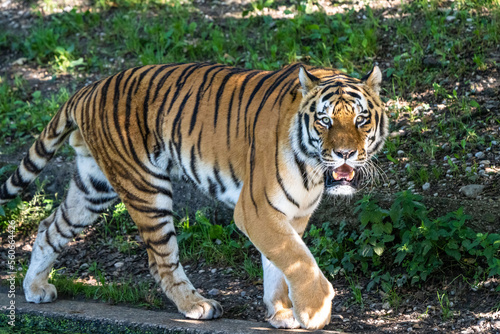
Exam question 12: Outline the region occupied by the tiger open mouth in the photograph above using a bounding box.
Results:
[324,164,361,190]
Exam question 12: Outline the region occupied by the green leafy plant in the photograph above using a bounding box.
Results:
[305,191,500,290]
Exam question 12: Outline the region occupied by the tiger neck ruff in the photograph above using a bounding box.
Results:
[0,63,388,330]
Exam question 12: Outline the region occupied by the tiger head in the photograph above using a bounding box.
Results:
[292,65,388,196]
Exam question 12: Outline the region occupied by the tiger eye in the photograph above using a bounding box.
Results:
[321,117,331,125]
[356,115,365,124]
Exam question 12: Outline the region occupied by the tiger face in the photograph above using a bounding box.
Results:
[294,66,388,196]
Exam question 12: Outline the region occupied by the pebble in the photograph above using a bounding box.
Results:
[114,261,124,268]
[79,263,89,270]
[240,291,246,297]
[397,150,405,156]
[208,288,220,296]
[446,15,456,21]
[459,184,485,198]
[492,141,498,146]
[211,268,217,274]
[422,182,430,191]
[465,167,472,173]
[382,302,391,310]
[475,151,485,159]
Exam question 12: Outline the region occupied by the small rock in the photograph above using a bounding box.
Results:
[422,182,430,191]
[479,160,491,166]
[114,261,124,268]
[12,57,27,66]
[460,184,485,198]
[465,167,472,173]
[423,56,443,68]
[211,268,217,274]
[397,150,405,156]
[382,302,391,310]
[475,151,485,159]
[240,291,246,297]
[491,141,497,146]
[446,15,456,21]
[79,263,89,270]
[208,288,220,296]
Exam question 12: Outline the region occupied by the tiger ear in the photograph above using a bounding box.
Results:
[362,65,382,95]
[299,66,320,96]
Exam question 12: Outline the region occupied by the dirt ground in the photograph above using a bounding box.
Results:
[0,0,499,333]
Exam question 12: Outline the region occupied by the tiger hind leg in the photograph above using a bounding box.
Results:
[24,132,118,303]
[115,171,222,319]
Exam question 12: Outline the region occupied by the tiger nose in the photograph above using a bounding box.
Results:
[334,149,356,160]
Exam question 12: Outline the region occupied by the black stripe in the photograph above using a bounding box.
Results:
[89,176,113,193]
[189,65,227,135]
[236,71,260,137]
[190,145,201,184]
[347,91,361,100]
[140,220,170,233]
[0,183,16,200]
[73,171,90,195]
[228,162,241,187]
[157,261,179,272]
[44,230,60,253]
[294,153,309,191]
[22,153,42,174]
[153,66,179,102]
[129,204,173,219]
[226,87,236,148]
[208,178,217,197]
[322,91,335,102]
[85,195,117,205]
[61,205,88,228]
[11,169,30,188]
[275,130,300,208]
[147,231,176,246]
[35,140,54,160]
[213,165,227,193]
[244,71,276,142]
[214,70,240,130]
[265,191,286,216]
[54,218,74,239]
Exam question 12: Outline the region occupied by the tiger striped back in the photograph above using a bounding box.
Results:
[0,62,387,330]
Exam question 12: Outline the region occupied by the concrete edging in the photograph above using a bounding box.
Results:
[0,290,342,334]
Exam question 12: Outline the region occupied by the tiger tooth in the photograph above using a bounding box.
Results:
[332,171,339,180]
[349,170,355,180]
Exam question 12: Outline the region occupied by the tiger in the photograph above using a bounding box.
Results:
[0,62,387,330]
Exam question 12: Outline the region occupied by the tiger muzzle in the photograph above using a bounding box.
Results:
[324,163,361,190]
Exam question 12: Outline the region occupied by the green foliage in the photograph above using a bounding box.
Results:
[177,210,261,278]
[306,191,500,291]
[0,180,57,236]
[0,76,70,148]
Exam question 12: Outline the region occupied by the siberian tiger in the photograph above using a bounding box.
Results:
[0,63,387,329]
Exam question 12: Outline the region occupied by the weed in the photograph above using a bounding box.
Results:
[437,291,453,320]
[346,275,364,309]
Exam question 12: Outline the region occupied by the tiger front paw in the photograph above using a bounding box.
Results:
[267,308,301,329]
[291,276,335,330]
[182,298,223,320]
